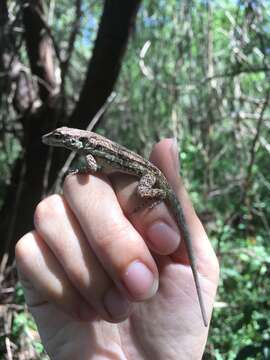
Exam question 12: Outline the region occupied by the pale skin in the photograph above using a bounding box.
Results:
[15,139,219,360]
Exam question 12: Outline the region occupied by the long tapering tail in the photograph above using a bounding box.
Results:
[169,192,208,327]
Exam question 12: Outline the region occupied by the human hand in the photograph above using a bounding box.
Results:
[16,139,219,360]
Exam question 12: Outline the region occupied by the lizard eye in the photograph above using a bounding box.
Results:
[69,138,83,148]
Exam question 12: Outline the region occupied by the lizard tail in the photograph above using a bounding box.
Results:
[172,195,208,327]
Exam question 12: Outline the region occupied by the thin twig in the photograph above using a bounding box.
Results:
[0,287,15,295]
[245,90,270,192]
[5,337,13,360]
[51,92,117,193]
[61,0,82,89]
[202,66,270,83]
[32,5,61,64]
[139,40,154,80]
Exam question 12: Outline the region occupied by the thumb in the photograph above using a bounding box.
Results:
[149,138,219,282]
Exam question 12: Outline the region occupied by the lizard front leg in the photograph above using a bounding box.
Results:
[67,154,101,176]
[137,173,167,210]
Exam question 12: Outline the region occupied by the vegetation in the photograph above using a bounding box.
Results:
[0,0,269,358]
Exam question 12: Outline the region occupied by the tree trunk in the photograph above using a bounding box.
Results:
[0,0,142,263]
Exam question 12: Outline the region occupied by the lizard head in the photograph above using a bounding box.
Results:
[42,127,84,151]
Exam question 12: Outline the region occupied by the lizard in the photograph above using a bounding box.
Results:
[42,126,208,327]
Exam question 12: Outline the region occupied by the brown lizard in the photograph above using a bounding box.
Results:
[42,127,208,326]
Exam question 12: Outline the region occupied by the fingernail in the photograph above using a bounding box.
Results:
[147,222,180,254]
[122,261,158,300]
[104,288,131,321]
[170,138,180,175]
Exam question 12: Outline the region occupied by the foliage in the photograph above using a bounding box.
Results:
[0,135,21,206]
[106,1,270,357]
[1,0,270,358]
[0,283,47,359]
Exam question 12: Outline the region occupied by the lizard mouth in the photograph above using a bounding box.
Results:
[42,134,49,144]
[42,133,61,146]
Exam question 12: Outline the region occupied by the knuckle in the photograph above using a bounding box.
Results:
[97,232,115,249]
[97,221,132,251]
[15,235,28,263]
[15,232,38,268]
[34,195,64,228]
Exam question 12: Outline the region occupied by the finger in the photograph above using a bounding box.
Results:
[150,138,219,280]
[110,173,181,255]
[33,194,132,322]
[63,174,159,302]
[15,231,95,322]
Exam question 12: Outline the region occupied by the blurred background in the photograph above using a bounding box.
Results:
[0,0,269,358]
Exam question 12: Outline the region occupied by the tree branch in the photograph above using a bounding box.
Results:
[60,0,83,96]
[245,90,270,190]
[70,0,142,128]
[22,0,58,102]
[203,66,270,83]
[49,92,116,194]
[32,5,61,64]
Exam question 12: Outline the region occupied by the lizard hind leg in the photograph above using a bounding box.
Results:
[136,173,166,211]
